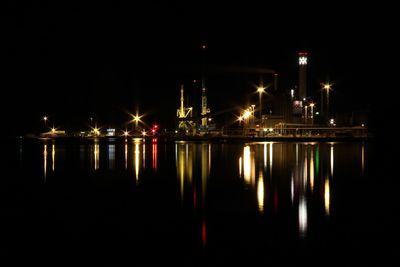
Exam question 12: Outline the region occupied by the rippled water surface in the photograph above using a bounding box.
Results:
[1,138,398,266]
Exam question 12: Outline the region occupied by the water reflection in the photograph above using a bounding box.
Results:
[152,139,158,171]
[142,142,146,169]
[243,145,255,185]
[108,144,115,169]
[94,141,99,170]
[134,141,140,182]
[310,146,314,191]
[28,140,370,256]
[324,175,330,216]
[257,172,264,213]
[175,143,194,200]
[175,142,210,246]
[43,144,47,180]
[124,143,128,170]
[361,143,365,175]
[238,142,343,238]
[330,144,334,177]
[298,196,307,237]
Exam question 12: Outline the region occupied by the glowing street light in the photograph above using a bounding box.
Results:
[257,86,266,122]
[131,113,143,133]
[321,82,333,118]
[43,116,48,128]
[309,103,315,125]
[304,105,308,124]
[251,104,255,125]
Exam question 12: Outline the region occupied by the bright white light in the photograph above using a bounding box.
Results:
[324,177,330,216]
[299,56,307,65]
[243,146,251,184]
[290,89,294,97]
[299,196,307,237]
[257,175,265,213]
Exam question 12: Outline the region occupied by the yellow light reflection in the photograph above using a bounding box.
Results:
[269,143,273,177]
[201,144,209,206]
[94,142,99,170]
[257,173,265,213]
[324,176,330,216]
[263,143,267,170]
[298,196,307,238]
[176,144,194,200]
[178,145,185,199]
[243,146,252,184]
[124,143,128,170]
[51,143,55,172]
[310,147,314,191]
[43,144,47,179]
[208,144,211,173]
[134,142,140,181]
[303,147,308,186]
[330,144,334,177]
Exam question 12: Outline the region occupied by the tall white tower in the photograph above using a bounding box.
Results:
[298,52,308,101]
[201,87,210,127]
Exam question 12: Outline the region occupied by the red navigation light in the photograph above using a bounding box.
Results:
[202,44,206,49]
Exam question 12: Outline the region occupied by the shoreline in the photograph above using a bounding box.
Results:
[14,134,372,143]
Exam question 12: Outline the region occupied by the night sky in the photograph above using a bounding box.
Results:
[2,1,395,136]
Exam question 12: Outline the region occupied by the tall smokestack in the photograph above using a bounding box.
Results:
[274,73,278,91]
[298,52,308,101]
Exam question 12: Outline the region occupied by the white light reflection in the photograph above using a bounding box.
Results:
[310,146,314,191]
[298,196,307,238]
[51,143,55,172]
[124,143,128,170]
[291,174,294,204]
[324,176,330,216]
[239,157,242,177]
[142,143,146,169]
[108,144,115,169]
[257,172,265,213]
[134,142,140,181]
[43,144,48,180]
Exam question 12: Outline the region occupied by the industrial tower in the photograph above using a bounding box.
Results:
[200,43,210,130]
[176,85,195,133]
[201,87,210,127]
[298,52,308,101]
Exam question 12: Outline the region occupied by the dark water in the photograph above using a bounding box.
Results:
[1,138,398,266]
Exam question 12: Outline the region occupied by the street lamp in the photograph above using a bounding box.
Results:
[257,86,266,123]
[132,114,142,134]
[321,82,332,118]
[304,105,308,124]
[251,104,255,125]
[43,116,48,129]
[309,103,315,125]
